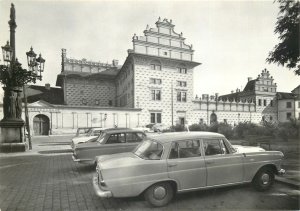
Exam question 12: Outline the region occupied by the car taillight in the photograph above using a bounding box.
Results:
[96,165,106,186]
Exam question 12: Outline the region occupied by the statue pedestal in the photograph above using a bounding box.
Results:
[0,119,26,152]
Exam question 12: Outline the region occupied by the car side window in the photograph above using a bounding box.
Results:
[203,139,229,156]
[169,140,201,159]
[126,132,144,143]
[106,133,125,144]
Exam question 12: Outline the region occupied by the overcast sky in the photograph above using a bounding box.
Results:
[0,0,298,97]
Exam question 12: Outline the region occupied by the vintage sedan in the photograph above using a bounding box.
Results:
[71,127,107,150]
[72,128,146,164]
[93,132,285,207]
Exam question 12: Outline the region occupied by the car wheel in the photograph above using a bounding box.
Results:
[253,167,274,191]
[144,182,174,207]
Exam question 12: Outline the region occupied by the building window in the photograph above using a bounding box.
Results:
[150,78,162,85]
[270,100,274,107]
[258,99,262,106]
[270,116,273,121]
[150,64,161,70]
[263,99,267,106]
[286,102,292,108]
[177,91,187,102]
[95,99,99,105]
[151,90,161,101]
[177,81,187,87]
[163,52,168,56]
[150,113,162,123]
[286,112,292,120]
[177,67,187,74]
[108,100,112,106]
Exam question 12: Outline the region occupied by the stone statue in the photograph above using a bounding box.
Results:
[15,91,22,119]
[10,3,15,21]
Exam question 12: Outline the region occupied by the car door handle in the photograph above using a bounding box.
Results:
[206,161,214,165]
[168,164,177,167]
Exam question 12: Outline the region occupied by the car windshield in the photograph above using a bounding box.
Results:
[96,132,107,144]
[134,139,163,160]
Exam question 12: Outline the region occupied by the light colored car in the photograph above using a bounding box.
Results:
[152,123,169,132]
[71,127,106,150]
[131,126,151,133]
[93,132,285,207]
[72,128,146,164]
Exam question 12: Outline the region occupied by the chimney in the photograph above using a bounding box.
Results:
[61,49,66,72]
[112,59,119,67]
[45,83,50,90]
[247,77,252,82]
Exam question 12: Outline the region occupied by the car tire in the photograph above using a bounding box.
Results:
[253,167,274,191]
[144,182,174,207]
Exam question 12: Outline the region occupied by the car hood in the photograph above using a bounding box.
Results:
[72,136,97,145]
[96,152,143,169]
[232,145,265,153]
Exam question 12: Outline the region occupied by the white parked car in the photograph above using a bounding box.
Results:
[152,123,169,132]
[131,126,151,133]
[71,127,106,149]
[93,132,285,207]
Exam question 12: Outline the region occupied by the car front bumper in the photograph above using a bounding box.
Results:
[72,155,93,163]
[92,174,112,198]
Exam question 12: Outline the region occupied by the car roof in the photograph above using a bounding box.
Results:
[103,128,145,134]
[149,132,225,143]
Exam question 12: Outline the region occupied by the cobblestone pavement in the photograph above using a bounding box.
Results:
[0,136,299,210]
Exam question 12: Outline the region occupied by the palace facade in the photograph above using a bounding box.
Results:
[0,18,298,135]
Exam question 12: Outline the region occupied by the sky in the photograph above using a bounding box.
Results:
[0,0,299,98]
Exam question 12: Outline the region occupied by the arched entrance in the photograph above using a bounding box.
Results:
[210,111,218,125]
[33,114,50,135]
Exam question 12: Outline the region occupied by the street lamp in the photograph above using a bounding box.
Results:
[0,3,45,152]
[1,41,13,65]
[26,47,45,79]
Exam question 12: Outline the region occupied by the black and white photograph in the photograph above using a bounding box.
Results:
[0,0,299,210]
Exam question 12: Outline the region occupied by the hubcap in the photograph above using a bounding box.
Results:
[261,173,270,185]
[153,186,167,200]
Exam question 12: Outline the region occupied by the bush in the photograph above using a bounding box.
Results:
[189,123,209,131]
[170,124,187,132]
[233,122,257,139]
[218,123,233,139]
[275,120,299,140]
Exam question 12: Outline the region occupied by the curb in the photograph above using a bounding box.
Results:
[275,176,300,188]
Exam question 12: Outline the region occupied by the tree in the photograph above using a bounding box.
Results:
[0,63,38,87]
[267,0,300,75]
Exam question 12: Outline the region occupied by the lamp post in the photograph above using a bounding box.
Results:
[0,3,45,152]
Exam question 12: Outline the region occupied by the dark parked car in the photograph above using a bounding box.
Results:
[72,128,146,164]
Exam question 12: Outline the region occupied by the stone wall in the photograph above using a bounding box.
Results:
[65,78,116,107]
[26,104,141,135]
[133,54,195,126]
